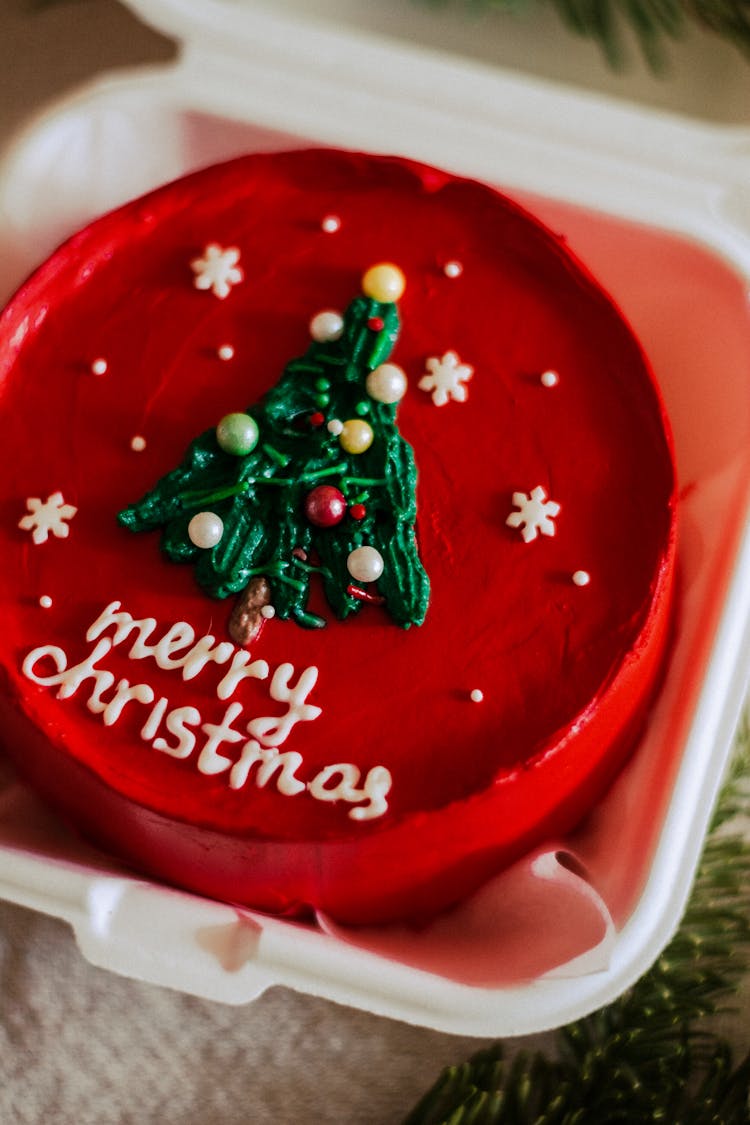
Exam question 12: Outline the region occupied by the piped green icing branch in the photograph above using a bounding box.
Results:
[118,263,430,632]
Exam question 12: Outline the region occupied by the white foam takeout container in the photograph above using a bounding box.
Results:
[0,0,749,1036]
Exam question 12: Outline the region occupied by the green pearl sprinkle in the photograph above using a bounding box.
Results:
[355,401,370,416]
[315,392,331,408]
[314,377,330,391]
[215,412,260,456]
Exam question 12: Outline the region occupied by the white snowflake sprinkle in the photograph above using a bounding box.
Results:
[418,351,473,407]
[19,492,77,545]
[506,486,560,543]
[191,244,243,299]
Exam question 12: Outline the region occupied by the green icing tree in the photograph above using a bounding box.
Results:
[118,264,430,637]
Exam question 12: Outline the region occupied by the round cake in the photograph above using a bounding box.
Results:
[0,149,676,925]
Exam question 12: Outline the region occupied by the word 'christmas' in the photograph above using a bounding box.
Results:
[21,601,391,821]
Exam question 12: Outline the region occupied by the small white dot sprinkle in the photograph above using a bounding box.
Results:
[90,358,108,376]
[443,260,463,278]
[470,688,484,703]
[39,595,53,609]
[321,214,341,233]
[541,369,559,387]
[572,570,591,587]
[260,604,276,619]
[217,344,235,361]
[130,435,147,452]
[327,419,344,436]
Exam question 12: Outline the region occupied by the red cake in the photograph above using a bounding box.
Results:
[0,149,676,925]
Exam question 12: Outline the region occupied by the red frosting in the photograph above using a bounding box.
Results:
[0,149,676,924]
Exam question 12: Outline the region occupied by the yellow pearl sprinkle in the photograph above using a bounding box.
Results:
[361,263,406,304]
[339,419,374,455]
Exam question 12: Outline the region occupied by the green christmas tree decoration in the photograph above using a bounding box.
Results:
[118,263,430,640]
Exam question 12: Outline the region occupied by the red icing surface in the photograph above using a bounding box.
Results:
[0,150,676,924]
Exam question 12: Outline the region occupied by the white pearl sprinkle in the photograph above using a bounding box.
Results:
[217,344,235,361]
[443,260,463,278]
[90,358,108,376]
[541,370,559,387]
[310,310,344,343]
[365,363,407,405]
[327,419,344,436]
[347,545,384,583]
[572,570,591,587]
[470,688,484,703]
[188,511,224,549]
[321,214,341,233]
[130,435,147,452]
[39,595,53,609]
[260,604,276,619]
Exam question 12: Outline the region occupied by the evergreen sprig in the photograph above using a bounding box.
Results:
[28,0,750,70]
[440,0,750,68]
[404,713,750,1125]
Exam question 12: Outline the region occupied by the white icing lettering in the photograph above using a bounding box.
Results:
[87,601,157,653]
[86,601,233,682]
[308,763,393,821]
[152,706,201,759]
[197,702,245,775]
[255,747,306,796]
[308,763,362,802]
[179,635,234,681]
[228,741,306,796]
[216,649,269,700]
[229,740,306,796]
[23,638,116,702]
[228,739,264,790]
[89,677,155,726]
[152,621,196,668]
[22,644,67,683]
[141,696,169,742]
[247,663,321,747]
[349,766,393,822]
[21,602,392,819]
[87,671,118,716]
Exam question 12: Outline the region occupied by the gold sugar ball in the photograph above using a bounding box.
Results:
[339,419,374,455]
[361,263,406,304]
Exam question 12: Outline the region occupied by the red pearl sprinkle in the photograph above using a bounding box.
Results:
[309,411,325,427]
[304,485,347,528]
[349,503,366,521]
[367,316,385,332]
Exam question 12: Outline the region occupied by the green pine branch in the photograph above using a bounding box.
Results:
[27,0,750,69]
[403,711,750,1125]
[430,0,750,69]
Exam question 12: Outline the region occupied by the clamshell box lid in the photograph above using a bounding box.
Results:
[0,0,749,1037]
